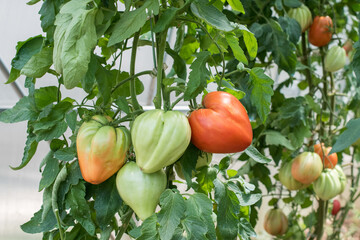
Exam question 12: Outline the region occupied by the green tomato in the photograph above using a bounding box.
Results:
[334,165,347,194]
[116,162,166,220]
[313,168,343,200]
[263,209,288,236]
[324,46,346,72]
[175,152,212,179]
[288,4,312,32]
[131,109,191,173]
[279,160,309,190]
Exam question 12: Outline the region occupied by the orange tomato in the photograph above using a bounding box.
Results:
[314,143,338,169]
[308,16,333,47]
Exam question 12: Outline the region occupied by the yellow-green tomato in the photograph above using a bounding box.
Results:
[116,162,166,220]
[288,4,312,32]
[264,209,288,236]
[279,160,309,190]
[324,46,346,72]
[175,152,212,179]
[131,109,191,173]
[76,115,130,184]
[291,152,323,184]
[313,168,343,200]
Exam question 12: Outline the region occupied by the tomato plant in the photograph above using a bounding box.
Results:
[2,0,360,239]
[76,115,130,184]
[188,91,253,153]
[309,16,333,47]
[314,143,338,169]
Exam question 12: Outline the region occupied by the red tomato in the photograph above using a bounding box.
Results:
[332,199,341,215]
[308,16,333,47]
[314,143,338,169]
[188,91,253,153]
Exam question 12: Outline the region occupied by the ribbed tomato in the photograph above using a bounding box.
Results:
[279,159,309,190]
[313,167,344,200]
[188,91,253,153]
[76,115,130,184]
[314,143,338,169]
[264,209,288,236]
[324,46,346,72]
[288,4,312,32]
[291,152,323,184]
[309,16,333,47]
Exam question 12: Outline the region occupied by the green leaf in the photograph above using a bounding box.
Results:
[10,133,38,170]
[278,97,307,127]
[352,41,360,82]
[244,145,271,163]
[135,215,160,240]
[94,176,122,230]
[65,181,96,236]
[166,47,187,80]
[283,0,302,8]
[21,207,57,233]
[182,216,208,239]
[191,0,234,32]
[196,167,217,194]
[0,96,38,123]
[21,46,53,78]
[108,0,160,46]
[114,97,130,114]
[219,156,231,171]
[264,130,295,150]
[305,95,321,114]
[27,0,41,5]
[10,35,43,72]
[238,218,257,240]
[39,0,63,32]
[53,0,98,89]
[39,156,60,191]
[184,51,211,100]
[34,86,58,109]
[154,7,178,33]
[41,186,53,223]
[227,0,245,13]
[186,193,216,240]
[238,192,261,206]
[214,179,239,240]
[66,110,77,132]
[330,118,360,154]
[278,16,301,44]
[81,54,99,93]
[57,162,82,206]
[303,212,317,228]
[158,189,186,240]
[95,66,112,105]
[35,120,68,142]
[111,71,144,99]
[178,143,200,187]
[248,67,274,123]
[225,33,248,65]
[54,146,76,162]
[288,123,311,149]
[237,25,258,60]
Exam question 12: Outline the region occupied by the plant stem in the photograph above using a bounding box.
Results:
[314,199,327,240]
[319,47,328,143]
[301,32,313,96]
[328,73,335,137]
[115,208,134,240]
[130,31,142,111]
[154,31,168,109]
[170,94,184,110]
[111,70,154,93]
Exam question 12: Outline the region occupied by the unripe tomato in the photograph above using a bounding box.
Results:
[264,209,288,236]
[343,40,353,56]
[309,16,333,47]
[331,199,341,215]
[175,151,212,179]
[116,162,166,220]
[313,168,343,200]
[76,115,130,184]
[279,160,309,190]
[324,46,346,72]
[314,143,338,169]
[291,152,323,184]
[334,165,347,194]
[188,91,253,153]
[131,109,191,173]
[288,4,312,32]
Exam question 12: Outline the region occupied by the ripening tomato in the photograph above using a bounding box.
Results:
[264,209,288,236]
[309,16,333,47]
[76,115,130,184]
[291,152,323,184]
[314,143,338,169]
[116,162,166,220]
[188,91,253,153]
[279,159,309,190]
[332,199,341,215]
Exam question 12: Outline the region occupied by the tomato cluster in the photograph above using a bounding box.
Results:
[76,91,253,220]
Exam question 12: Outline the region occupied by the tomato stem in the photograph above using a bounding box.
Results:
[130,30,142,112]
[116,207,134,240]
[154,31,168,109]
